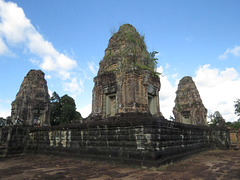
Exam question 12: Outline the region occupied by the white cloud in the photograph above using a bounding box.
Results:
[63,77,84,94]
[78,104,92,118]
[79,79,84,89]
[48,89,53,97]
[194,64,240,122]
[58,71,71,80]
[0,37,9,55]
[158,66,178,119]
[88,61,98,75]
[29,58,40,66]
[165,63,170,69]
[40,56,57,71]
[0,0,77,74]
[219,46,240,59]
[0,0,31,44]
[57,54,77,70]
[0,99,11,104]
[156,66,163,74]
[0,110,10,118]
[158,64,240,122]
[27,32,56,57]
[0,99,11,118]
[171,73,178,79]
[45,75,52,79]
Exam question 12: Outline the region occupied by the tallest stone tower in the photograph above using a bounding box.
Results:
[91,24,162,119]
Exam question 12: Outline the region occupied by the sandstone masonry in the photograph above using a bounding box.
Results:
[173,76,207,125]
[0,117,230,166]
[0,24,231,167]
[11,70,50,126]
[91,24,161,119]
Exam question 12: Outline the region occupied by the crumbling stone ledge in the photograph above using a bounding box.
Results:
[0,115,230,167]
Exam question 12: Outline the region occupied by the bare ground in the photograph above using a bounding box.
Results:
[0,150,239,180]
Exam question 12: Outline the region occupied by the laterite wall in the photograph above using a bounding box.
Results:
[0,116,230,166]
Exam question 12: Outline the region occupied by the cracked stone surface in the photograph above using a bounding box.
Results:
[0,150,239,180]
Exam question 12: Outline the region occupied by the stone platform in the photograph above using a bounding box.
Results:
[0,114,230,167]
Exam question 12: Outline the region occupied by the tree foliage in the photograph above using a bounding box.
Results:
[60,95,77,124]
[0,117,6,126]
[226,121,240,129]
[50,92,82,125]
[169,116,175,121]
[106,25,160,77]
[234,99,240,120]
[209,111,226,128]
[149,51,159,70]
[0,116,12,127]
[50,92,61,125]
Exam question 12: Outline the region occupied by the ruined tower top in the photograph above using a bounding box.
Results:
[98,24,153,75]
[22,70,45,87]
[173,76,207,125]
[11,69,50,126]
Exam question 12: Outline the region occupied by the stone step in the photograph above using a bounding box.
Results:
[231,144,240,150]
[0,144,7,157]
[0,145,7,149]
[0,150,7,157]
[0,149,7,153]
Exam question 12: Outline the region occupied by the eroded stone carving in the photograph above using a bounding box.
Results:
[91,24,162,119]
[173,76,207,125]
[11,70,50,126]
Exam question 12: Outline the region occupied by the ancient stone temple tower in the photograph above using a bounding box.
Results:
[91,24,161,119]
[11,70,50,126]
[173,76,207,125]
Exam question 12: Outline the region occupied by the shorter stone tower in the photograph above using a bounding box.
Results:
[173,76,207,125]
[11,70,50,126]
[91,24,162,119]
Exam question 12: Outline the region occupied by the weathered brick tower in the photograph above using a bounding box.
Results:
[11,70,50,126]
[173,76,208,125]
[91,24,162,119]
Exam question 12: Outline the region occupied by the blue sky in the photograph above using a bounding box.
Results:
[0,0,240,122]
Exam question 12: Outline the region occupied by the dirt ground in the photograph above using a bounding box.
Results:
[0,150,239,180]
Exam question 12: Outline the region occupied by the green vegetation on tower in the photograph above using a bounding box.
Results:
[103,24,160,77]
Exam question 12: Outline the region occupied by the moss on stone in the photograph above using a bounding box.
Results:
[101,24,159,77]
